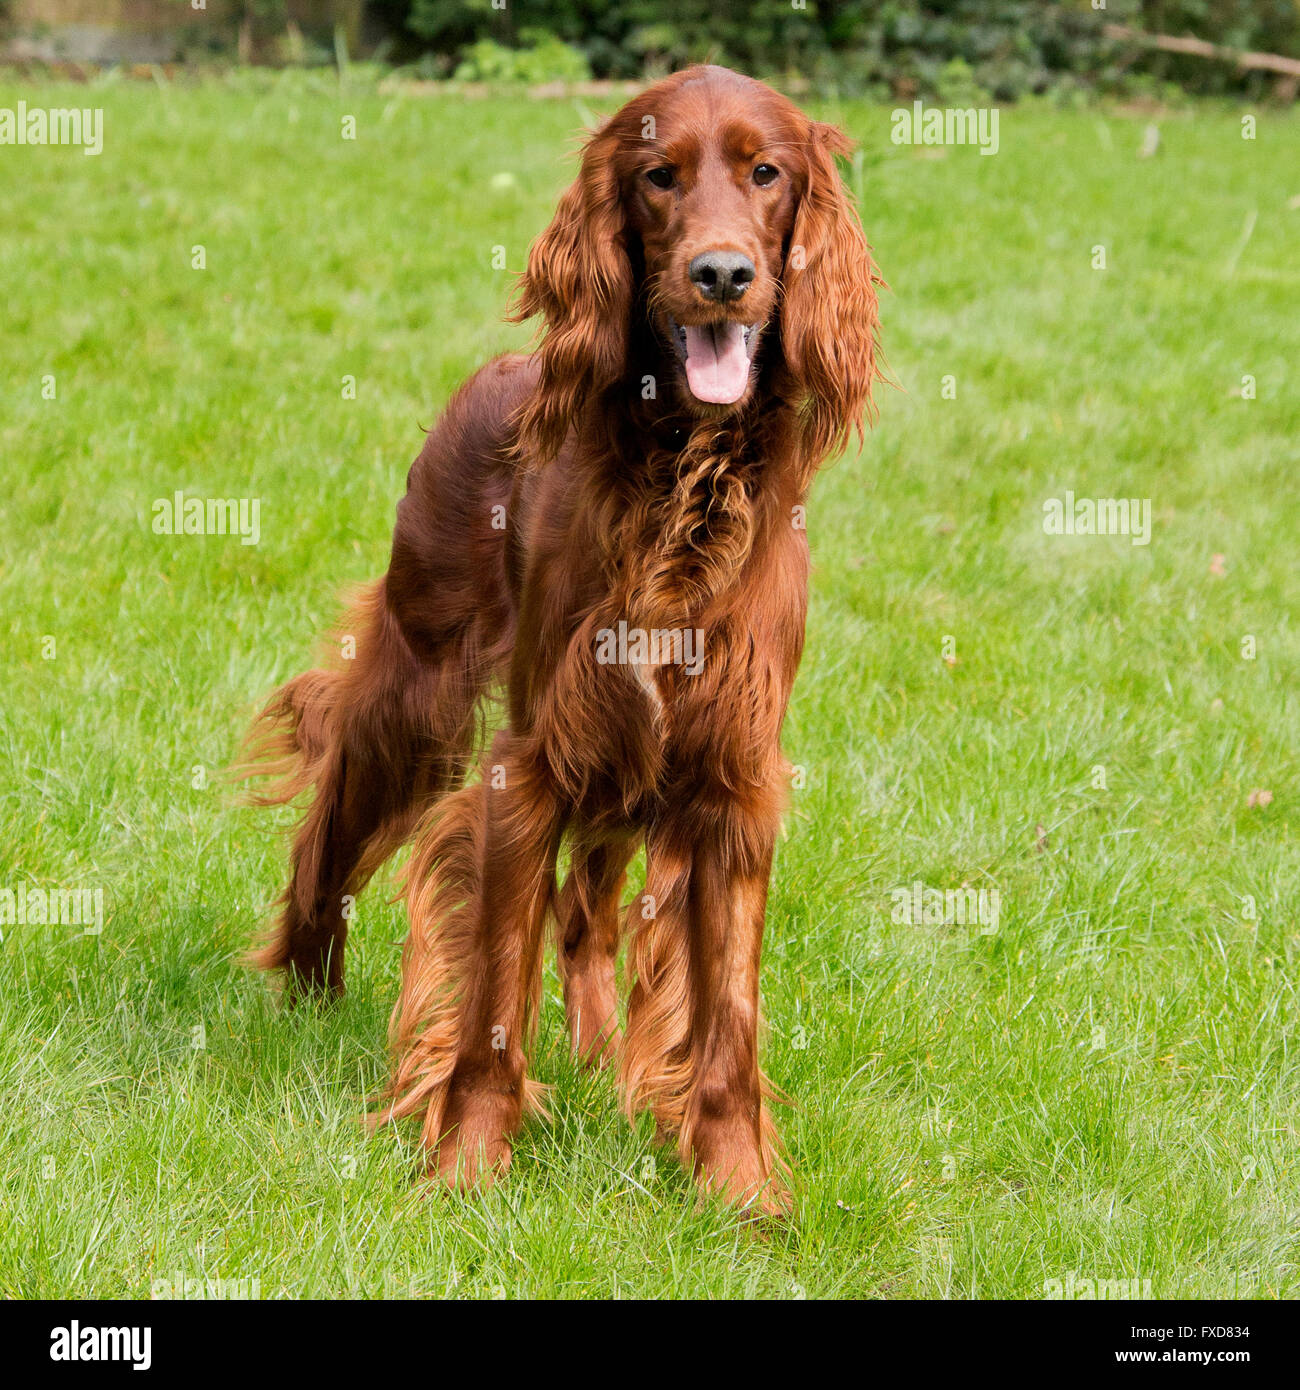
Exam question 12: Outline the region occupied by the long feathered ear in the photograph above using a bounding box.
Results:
[781,121,883,466]
[510,128,632,462]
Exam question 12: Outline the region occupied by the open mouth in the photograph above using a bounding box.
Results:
[666,315,762,406]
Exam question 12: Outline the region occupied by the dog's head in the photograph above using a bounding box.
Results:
[513,65,882,462]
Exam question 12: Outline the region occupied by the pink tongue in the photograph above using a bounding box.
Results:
[683,322,750,404]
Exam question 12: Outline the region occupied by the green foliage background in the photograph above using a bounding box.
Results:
[389,1,1300,97]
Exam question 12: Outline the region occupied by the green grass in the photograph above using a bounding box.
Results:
[1,71,1297,1299]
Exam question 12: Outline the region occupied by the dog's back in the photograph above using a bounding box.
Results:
[241,352,537,995]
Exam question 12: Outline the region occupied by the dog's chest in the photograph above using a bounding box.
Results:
[631,658,664,717]
[591,616,707,720]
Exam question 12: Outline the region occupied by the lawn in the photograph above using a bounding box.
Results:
[1,70,1297,1300]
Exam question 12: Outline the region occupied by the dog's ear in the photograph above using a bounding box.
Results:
[510,127,632,462]
[781,120,883,466]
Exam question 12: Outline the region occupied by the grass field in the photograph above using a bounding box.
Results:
[1,71,1297,1300]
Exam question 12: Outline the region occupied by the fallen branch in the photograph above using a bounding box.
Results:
[1103,23,1300,78]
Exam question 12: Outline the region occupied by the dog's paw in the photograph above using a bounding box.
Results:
[424,1086,519,1191]
[426,1130,512,1191]
[690,1123,792,1224]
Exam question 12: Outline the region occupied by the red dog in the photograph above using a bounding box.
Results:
[246,65,882,1215]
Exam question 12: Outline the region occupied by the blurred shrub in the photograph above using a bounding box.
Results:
[453,28,591,83]
[392,1,1300,97]
[406,0,832,79]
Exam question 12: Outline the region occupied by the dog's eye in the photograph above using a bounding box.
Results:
[646,167,675,190]
[753,163,780,186]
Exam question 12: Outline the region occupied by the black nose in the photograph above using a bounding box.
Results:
[688,251,755,303]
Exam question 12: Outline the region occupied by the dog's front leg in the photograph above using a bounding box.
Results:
[681,821,789,1216]
[624,808,789,1217]
[389,731,561,1189]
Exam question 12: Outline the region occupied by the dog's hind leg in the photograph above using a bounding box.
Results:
[242,580,484,1001]
[556,834,637,1067]
[239,359,527,1002]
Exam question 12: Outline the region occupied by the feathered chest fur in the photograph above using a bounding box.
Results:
[585,423,776,729]
[601,422,768,631]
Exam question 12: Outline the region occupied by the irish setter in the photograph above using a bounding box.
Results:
[244,64,882,1216]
